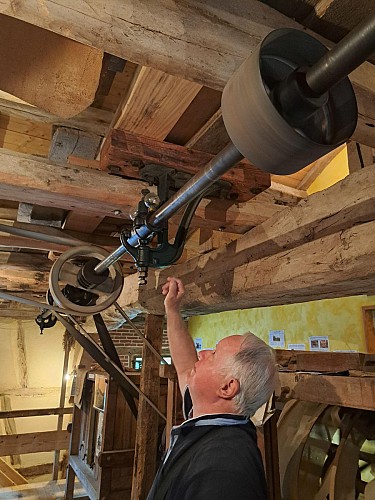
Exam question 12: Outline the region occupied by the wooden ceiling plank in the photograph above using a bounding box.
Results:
[117,165,375,315]
[2,0,373,146]
[112,66,202,140]
[185,110,230,155]
[0,128,50,156]
[0,114,51,141]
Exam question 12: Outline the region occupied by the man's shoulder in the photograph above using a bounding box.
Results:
[192,422,260,464]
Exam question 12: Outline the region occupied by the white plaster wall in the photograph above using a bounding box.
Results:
[0,319,76,470]
[0,319,23,391]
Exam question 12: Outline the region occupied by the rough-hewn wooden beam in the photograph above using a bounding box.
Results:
[118,165,375,314]
[100,129,271,202]
[0,149,283,234]
[0,15,102,118]
[0,149,148,218]
[278,373,375,411]
[1,1,373,146]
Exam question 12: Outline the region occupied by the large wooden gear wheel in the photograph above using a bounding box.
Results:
[278,401,375,499]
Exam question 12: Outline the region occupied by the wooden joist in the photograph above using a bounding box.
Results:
[118,165,375,315]
[1,1,374,146]
[0,149,148,218]
[100,129,271,202]
[278,372,375,411]
[0,407,74,420]
[276,351,375,373]
[0,149,283,234]
[0,430,70,456]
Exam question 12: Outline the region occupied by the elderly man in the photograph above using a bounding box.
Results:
[147,277,276,500]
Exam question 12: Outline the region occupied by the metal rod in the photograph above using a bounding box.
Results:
[306,12,375,95]
[94,142,243,274]
[0,223,83,247]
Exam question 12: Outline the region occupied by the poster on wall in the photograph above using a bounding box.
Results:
[269,330,285,348]
[288,343,306,351]
[309,336,330,351]
[194,338,203,350]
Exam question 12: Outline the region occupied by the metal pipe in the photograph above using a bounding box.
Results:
[94,142,243,274]
[306,12,375,95]
[0,223,83,247]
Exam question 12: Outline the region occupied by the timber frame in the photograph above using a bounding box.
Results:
[0,2,374,498]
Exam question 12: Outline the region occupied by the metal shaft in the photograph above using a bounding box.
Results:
[94,142,243,274]
[306,12,375,95]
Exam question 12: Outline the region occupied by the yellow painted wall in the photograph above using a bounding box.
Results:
[188,295,375,353]
[307,146,348,195]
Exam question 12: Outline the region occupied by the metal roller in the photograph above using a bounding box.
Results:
[221,28,358,175]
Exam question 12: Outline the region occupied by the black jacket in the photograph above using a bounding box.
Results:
[147,413,267,500]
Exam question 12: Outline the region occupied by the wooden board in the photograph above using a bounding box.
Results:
[112,66,202,140]
[0,430,70,456]
[0,15,103,118]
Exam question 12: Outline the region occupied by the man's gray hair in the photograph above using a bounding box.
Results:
[230,332,277,417]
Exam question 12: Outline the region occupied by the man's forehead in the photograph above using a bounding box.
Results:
[217,334,243,350]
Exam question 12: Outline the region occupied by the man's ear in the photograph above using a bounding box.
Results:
[217,377,240,399]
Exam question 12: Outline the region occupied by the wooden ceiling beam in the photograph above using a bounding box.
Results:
[0,149,148,218]
[2,1,373,146]
[0,149,282,235]
[100,129,271,202]
[0,15,103,118]
[117,165,375,315]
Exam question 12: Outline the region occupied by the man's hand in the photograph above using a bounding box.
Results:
[162,277,185,314]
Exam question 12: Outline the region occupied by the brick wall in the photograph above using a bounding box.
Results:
[110,326,170,369]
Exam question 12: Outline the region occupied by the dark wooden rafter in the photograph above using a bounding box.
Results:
[100,129,271,202]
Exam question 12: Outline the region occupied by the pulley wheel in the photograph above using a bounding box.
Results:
[222,28,357,174]
[49,246,123,315]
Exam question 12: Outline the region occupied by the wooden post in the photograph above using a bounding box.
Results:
[263,410,281,500]
[131,314,163,500]
[65,404,83,500]
[52,332,72,480]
